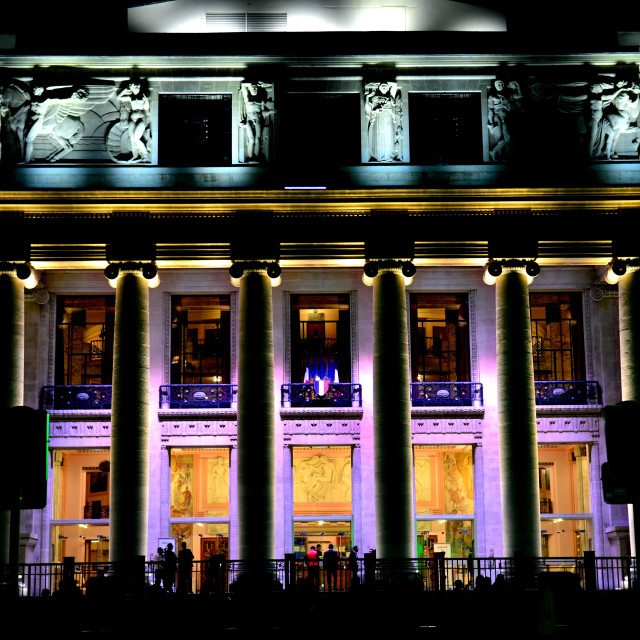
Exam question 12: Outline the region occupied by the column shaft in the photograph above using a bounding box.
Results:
[0,274,24,563]
[109,272,150,563]
[496,270,541,557]
[373,270,414,559]
[237,271,275,562]
[618,270,640,557]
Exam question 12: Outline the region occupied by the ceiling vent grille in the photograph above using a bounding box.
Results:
[205,12,287,32]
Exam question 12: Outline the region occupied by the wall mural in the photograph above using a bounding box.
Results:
[293,451,352,504]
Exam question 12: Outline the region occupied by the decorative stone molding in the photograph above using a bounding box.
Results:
[412,418,483,435]
[49,419,111,438]
[282,419,361,436]
[159,419,237,437]
[536,416,600,434]
[589,282,618,301]
[25,287,50,305]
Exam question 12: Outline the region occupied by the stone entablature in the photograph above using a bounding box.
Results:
[281,407,362,436]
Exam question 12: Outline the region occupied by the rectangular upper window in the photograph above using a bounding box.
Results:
[55,296,115,386]
[409,93,482,165]
[171,296,231,384]
[410,293,470,382]
[530,292,585,381]
[159,94,232,166]
[290,294,351,384]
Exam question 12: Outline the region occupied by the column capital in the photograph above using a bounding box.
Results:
[104,261,159,287]
[605,257,640,284]
[229,261,281,287]
[483,258,540,285]
[362,259,415,286]
[0,262,37,288]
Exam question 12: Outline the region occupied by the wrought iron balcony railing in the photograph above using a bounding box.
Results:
[83,505,109,519]
[281,383,362,408]
[159,384,237,409]
[41,385,112,410]
[411,382,483,407]
[535,380,601,405]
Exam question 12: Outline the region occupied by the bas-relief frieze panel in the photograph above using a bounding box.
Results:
[1,76,150,164]
[487,68,640,162]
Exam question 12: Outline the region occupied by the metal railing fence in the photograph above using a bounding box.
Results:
[3,554,634,596]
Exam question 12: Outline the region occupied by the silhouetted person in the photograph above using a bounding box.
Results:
[178,541,194,593]
[348,545,359,585]
[306,545,320,589]
[153,547,164,588]
[163,543,177,592]
[323,543,339,591]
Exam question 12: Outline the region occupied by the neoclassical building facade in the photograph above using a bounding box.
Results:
[2,13,639,568]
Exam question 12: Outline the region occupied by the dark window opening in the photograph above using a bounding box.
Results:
[410,293,470,382]
[171,296,231,384]
[55,296,115,386]
[290,294,351,384]
[160,94,232,166]
[530,292,585,381]
[281,93,360,172]
[409,93,482,165]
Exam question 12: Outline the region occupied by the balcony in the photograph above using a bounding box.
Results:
[41,385,112,410]
[535,381,600,406]
[83,505,109,519]
[281,383,362,408]
[159,384,237,409]
[411,382,483,407]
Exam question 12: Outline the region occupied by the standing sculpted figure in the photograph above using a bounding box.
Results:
[364,82,403,162]
[487,79,521,161]
[0,81,31,162]
[239,82,275,162]
[117,80,151,163]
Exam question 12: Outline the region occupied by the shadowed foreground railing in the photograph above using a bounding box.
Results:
[3,555,635,596]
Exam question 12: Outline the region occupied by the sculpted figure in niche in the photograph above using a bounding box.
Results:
[590,81,640,160]
[0,80,31,162]
[364,81,403,162]
[239,82,275,162]
[487,79,522,161]
[114,80,151,163]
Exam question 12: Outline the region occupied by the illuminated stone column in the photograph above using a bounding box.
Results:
[486,260,542,557]
[231,261,280,564]
[365,261,415,559]
[0,270,25,564]
[107,263,157,564]
[610,260,640,556]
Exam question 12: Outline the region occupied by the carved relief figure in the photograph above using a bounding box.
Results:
[0,81,31,162]
[24,83,115,163]
[239,82,275,162]
[111,80,152,163]
[293,454,351,503]
[364,81,403,162]
[487,79,522,161]
[593,82,640,159]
